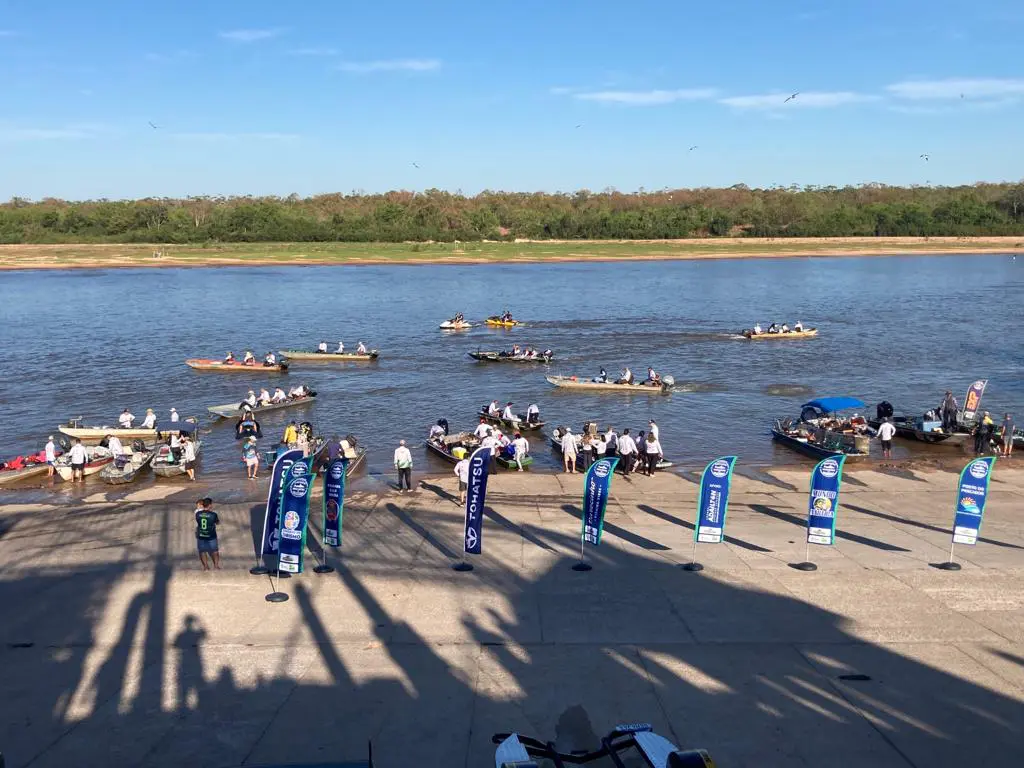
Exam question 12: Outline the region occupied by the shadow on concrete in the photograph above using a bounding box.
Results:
[561,503,670,551]
[385,502,458,560]
[749,503,912,553]
[419,481,459,505]
[484,507,555,552]
[637,504,773,553]
[3,498,1024,768]
[846,503,1024,550]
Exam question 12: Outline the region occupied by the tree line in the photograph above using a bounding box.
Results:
[2,183,1023,243]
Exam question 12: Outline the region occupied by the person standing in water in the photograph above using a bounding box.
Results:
[877,417,896,459]
[1001,412,1015,458]
[561,427,577,474]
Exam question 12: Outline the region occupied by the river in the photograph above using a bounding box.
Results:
[1,254,1021,481]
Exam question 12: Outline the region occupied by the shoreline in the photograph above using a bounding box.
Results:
[0,236,1021,271]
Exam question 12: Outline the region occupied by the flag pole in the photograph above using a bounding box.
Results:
[681,537,703,572]
[936,539,961,571]
[791,539,817,571]
[572,531,592,571]
[265,568,288,603]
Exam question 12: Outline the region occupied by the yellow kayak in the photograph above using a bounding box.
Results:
[742,328,818,340]
[486,317,522,328]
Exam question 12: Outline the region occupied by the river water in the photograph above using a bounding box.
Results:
[1,254,1021,480]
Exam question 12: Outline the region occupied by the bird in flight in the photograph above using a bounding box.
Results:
[148,121,160,130]
[783,92,799,103]
[575,123,583,129]
[411,162,420,169]
[688,145,698,151]
[919,153,930,161]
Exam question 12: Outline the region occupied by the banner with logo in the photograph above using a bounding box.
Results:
[695,456,737,543]
[322,457,348,548]
[962,379,988,422]
[952,457,995,545]
[806,455,846,546]
[463,446,493,555]
[582,457,620,545]
[258,448,303,558]
[277,456,315,573]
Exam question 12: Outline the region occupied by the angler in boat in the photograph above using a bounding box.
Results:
[243,350,256,365]
[335,340,345,353]
[317,341,329,353]
[644,367,661,387]
[263,351,277,366]
[258,387,272,405]
[593,368,608,383]
[224,351,235,363]
[487,400,500,417]
[526,403,540,425]
[357,341,368,354]
[118,409,134,428]
[272,387,287,403]
[617,367,633,384]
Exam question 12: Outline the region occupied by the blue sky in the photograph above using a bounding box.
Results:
[1,0,1023,199]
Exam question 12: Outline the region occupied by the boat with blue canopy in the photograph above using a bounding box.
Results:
[772,396,871,460]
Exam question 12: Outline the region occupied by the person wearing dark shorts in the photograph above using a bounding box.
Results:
[877,418,896,459]
[195,497,220,570]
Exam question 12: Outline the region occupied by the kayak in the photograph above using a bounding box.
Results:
[485,317,522,328]
[545,375,675,395]
[187,358,290,372]
[279,349,379,361]
[440,320,473,330]
[208,394,316,419]
[742,328,818,340]
[468,351,552,363]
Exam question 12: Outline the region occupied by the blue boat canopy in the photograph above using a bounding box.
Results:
[802,396,866,413]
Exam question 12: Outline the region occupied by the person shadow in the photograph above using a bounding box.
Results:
[172,615,208,711]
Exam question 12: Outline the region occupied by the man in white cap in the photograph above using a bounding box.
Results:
[393,439,413,492]
[169,407,179,423]
[45,436,57,478]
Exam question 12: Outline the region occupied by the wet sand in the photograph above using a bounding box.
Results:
[2,464,1023,767]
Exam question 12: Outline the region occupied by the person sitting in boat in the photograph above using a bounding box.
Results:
[502,402,518,424]
[264,351,277,366]
[317,341,328,354]
[753,323,762,335]
[241,350,255,365]
[593,368,608,383]
[474,417,491,439]
[269,387,286,403]
[118,409,135,428]
[140,409,157,429]
[511,344,521,357]
[617,367,633,385]
[224,351,236,363]
[794,320,803,332]
[645,367,661,386]
[429,421,447,441]
[258,388,271,405]
[487,400,500,417]
[527,403,540,424]
[767,323,779,334]
[336,340,345,353]
[543,349,552,359]
[781,323,790,333]
[501,310,513,322]
[456,313,464,323]
[243,390,257,408]
[357,341,368,354]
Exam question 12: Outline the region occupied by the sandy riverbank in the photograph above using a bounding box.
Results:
[0,236,1021,270]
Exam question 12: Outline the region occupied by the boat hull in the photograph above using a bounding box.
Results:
[743,329,818,340]
[151,441,202,477]
[279,350,378,361]
[771,428,867,460]
[55,452,113,481]
[58,425,190,443]
[485,318,521,328]
[440,322,473,330]
[468,351,552,363]
[101,450,155,485]
[0,464,50,485]
[186,359,289,372]
[545,376,673,394]
[208,395,316,419]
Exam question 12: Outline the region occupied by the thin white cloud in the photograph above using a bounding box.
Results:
[886,77,1024,100]
[548,86,574,95]
[218,28,285,43]
[168,132,300,141]
[145,49,198,63]
[335,58,440,73]
[289,47,339,57]
[719,91,878,109]
[573,88,718,105]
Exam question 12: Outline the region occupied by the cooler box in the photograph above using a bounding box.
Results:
[452,446,468,460]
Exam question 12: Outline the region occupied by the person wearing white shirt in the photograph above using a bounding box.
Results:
[648,420,659,442]
[454,458,470,504]
[258,388,271,405]
[245,391,258,407]
[618,367,632,384]
[473,419,491,439]
[642,433,663,476]
[527,403,540,425]
[512,433,530,471]
[317,341,328,353]
[141,409,157,429]
[393,440,413,492]
[429,422,446,440]
[603,427,618,458]
[336,341,345,353]
[481,432,500,473]
[877,417,897,458]
[118,409,134,428]
[781,323,789,333]
[264,351,277,366]
[487,400,500,417]
[617,429,637,475]
[243,350,256,364]
[357,342,368,354]
[288,385,302,398]
[45,436,57,477]
[272,387,287,403]
[169,407,179,423]
[594,435,607,459]
[561,428,577,473]
[68,439,88,482]
[794,320,803,332]
[181,436,198,481]
[107,435,125,468]
[753,323,762,335]
[501,402,517,424]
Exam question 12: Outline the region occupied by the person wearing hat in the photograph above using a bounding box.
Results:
[242,437,260,479]
[393,439,413,492]
[140,408,157,429]
[561,426,577,473]
[118,408,135,428]
[244,389,258,408]
[45,435,57,478]
[169,407,179,423]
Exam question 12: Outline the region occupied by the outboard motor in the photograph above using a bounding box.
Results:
[877,401,894,420]
[437,418,449,436]
[661,374,675,392]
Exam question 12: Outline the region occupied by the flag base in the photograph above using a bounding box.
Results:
[571,562,593,572]
[452,561,474,572]
[933,561,962,571]
[249,566,269,576]
[313,565,335,574]
[681,562,704,572]
[265,592,289,603]
[790,561,818,571]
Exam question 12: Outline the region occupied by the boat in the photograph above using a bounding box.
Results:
[57,418,196,444]
[468,350,553,363]
[549,424,673,469]
[485,316,522,328]
[545,375,675,395]
[496,452,533,470]
[278,349,379,362]
[477,406,545,431]
[151,440,202,478]
[101,444,155,485]
[425,431,480,464]
[866,407,971,447]
[54,445,112,481]
[440,320,473,330]
[0,452,52,486]
[186,358,289,372]
[208,393,317,419]
[771,396,871,460]
[742,328,818,340]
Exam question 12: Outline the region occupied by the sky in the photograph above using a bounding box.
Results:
[1,0,1023,199]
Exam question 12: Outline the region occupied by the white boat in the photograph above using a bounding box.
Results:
[58,417,196,443]
[101,445,155,485]
[208,394,316,419]
[151,441,202,478]
[545,375,675,395]
[54,445,113,481]
[440,320,473,330]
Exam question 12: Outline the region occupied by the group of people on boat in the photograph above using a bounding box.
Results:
[749,321,804,336]
[591,366,662,386]
[557,421,664,476]
[499,345,551,360]
[485,400,541,426]
[224,350,279,366]
[117,408,161,429]
[317,340,368,354]
[498,311,515,323]
[467,418,531,471]
[240,384,312,410]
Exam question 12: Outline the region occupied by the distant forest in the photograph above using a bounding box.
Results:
[2,183,1024,243]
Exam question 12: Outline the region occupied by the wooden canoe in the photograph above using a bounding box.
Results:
[208,394,316,419]
[485,317,522,328]
[545,375,674,394]
[742,328,818,340]
[279,349,379,362]
[186,358,290,372]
